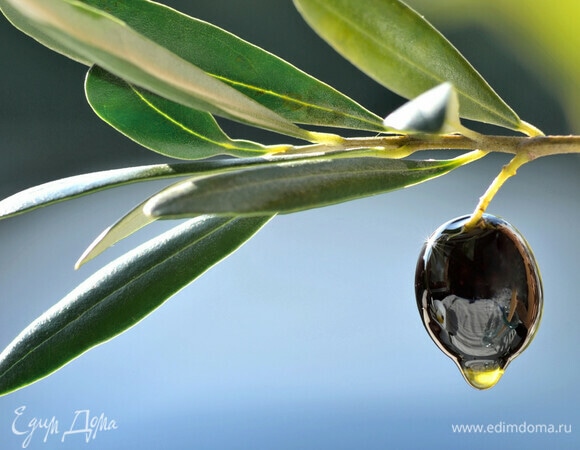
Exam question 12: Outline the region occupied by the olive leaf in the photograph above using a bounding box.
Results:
[293,0,542,135]
[75,201,156,269]
[80,0,385,132]
[408,0,580,132]
[0,154,325,220]
[0,0,318,141]
[0,162,205,220]
[144,151,486,218]
[0,215,272,396]
[2,0,384,140]
[85,66,273,160]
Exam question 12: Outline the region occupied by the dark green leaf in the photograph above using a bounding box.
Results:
[0,215,271,396]
[81,0,385,132]
[85,66,272,159]
[145,151,486,218]
[293,0,541,135]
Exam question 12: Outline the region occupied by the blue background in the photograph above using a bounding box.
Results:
[1,1,578,448]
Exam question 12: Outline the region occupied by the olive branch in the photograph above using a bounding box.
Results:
[0,0,577,395]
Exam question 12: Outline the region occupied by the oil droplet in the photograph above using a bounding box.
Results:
[415,214,543,389]
[462,364,504,390]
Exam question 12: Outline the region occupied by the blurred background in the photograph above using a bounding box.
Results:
[1,1,579,448]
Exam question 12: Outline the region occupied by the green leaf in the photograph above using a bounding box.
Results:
[0,215,272,396]
[144,151,486,218]
[293,0,539,135]
[0,0,320,141]
[75,201,156,269]
[407,0,580,132]
[80,0,385,132]
[0,163,187,220]
[85,66,272,160]
[0,155,320,220]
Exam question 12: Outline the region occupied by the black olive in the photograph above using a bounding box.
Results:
[415,214,543,389]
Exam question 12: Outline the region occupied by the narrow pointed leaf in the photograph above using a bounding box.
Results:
[0,155,320,220]
[0,0,315,141]
[145,151,486,218]
[293,0,534,134]
[80,0,384,132]
[75,201,156,269]
[85,66,271,160]
[0,215,272,396]
[0,164,189,220]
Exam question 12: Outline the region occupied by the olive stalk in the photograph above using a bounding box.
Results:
[463,152,530,230]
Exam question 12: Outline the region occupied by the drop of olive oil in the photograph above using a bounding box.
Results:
[415,214,543,390]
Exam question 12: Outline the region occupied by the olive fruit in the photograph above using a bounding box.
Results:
[415,214,542,389]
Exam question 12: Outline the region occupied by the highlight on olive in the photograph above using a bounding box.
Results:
[415,214,543,389]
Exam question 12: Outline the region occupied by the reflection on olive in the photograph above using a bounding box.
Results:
[415,214,543,389]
